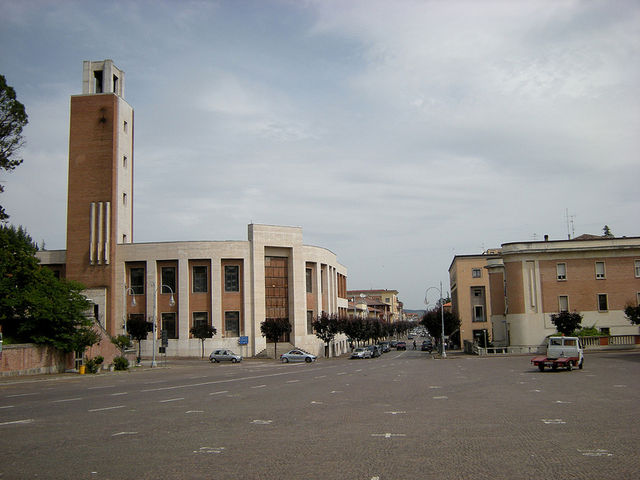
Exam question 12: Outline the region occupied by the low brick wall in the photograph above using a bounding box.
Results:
[0,344,71,376]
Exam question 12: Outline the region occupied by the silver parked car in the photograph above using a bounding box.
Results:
[280,349,317,363]
[209,349,242,363]
[350,347,372,359]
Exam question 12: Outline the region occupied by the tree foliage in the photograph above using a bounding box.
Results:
[311,312,340,357]
[260,317,291,358]
[624,304,640,325]
[0,75,28,222]
[550,311,583,336]
[111,334,132,356]
[190,323,217,358]
[126,316,151,362]
[420,308,461,340]
[0,225,92,352]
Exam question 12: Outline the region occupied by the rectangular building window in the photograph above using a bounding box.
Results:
[307,311,314,334]
[225,311,240,337]
[599,327,610,335]
[192,312,208,329]
[558,295,569,312]
[161,267,176,294]
[123,155,127,168]
[130,267,145,295]
[472,268,482,278]
[192,266,208,293]
[306,268,313,293]
[224,265,239,292]
[473,305,484,322]
[635,260,640,278]
[556,263,566,281]
[162,312,177,339]
[595,261,606,279]
[123,120,128,133]
[597,294,608,311]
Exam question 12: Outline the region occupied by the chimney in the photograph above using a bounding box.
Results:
[544,235,549,242]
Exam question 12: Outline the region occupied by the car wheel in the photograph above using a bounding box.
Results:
[209,358,215,363]
[282,357,289,363]
[579,359,584,370]
[231,358,238,363]
[538,364,545,372]
[567,362,572,371]
[305,357,312,363]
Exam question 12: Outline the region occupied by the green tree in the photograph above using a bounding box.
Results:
[111,334,132,356]
[0,225,92,352]
[0,75,28,222]
[311,312,340,358]
[260,317,291,359]
[127,316,151,363]
[420,308,461,345]
[624,304,640,325]
[190,323,217,358]
[550,311,583,336]
[602,225,614,238]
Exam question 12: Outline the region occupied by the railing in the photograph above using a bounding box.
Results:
[473,335,640,356]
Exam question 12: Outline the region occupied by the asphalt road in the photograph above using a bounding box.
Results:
[1,349,638,480]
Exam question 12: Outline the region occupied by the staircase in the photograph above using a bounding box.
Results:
[254,342,297,359]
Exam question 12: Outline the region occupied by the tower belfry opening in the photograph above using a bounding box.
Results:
[83,59,124,96]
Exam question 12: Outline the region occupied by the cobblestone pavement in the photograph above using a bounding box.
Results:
[0,349,638,479]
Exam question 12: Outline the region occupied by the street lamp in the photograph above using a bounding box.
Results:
[425,281,446,358]
[151,282,175,367]
[122,285,136,334]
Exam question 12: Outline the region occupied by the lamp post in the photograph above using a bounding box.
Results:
[122,285,136,334]
[425,281,446,358]
[151,282,175,367]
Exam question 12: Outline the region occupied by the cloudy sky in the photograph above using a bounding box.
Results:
[1,0,638,309]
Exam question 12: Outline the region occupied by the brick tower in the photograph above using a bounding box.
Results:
[65,60,133,333]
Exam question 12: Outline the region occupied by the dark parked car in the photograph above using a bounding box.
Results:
[396,341,407,350]
[421,340,433,352]
[379,342,390,353]
[389,340,398,348]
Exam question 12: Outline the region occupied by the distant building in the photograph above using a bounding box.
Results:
[449,252,499,347]
[346,289,401,322]
[37,60,349,359]
[451,236,640,348]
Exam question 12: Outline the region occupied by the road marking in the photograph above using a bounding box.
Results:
[0,419,34,426]
[286,380,300,383]
[578,449,613,457]
[330,390,342,394]
[251,419,272,425]
[186,410,204,414]
[52,397,83,403]
[6,393,37,398]
[371,433,406,438]
[613,385,626,388]
[88,385,115,390]
[555,400,572,404]
[209,390,229,396]
[112,431,137,436]
[311,401,325,405]
[433,396,448,400]
[251,385,266,389]
[89,405,125,412]
[159,397,184,403]
[194,446,224,454]
[0,405,15,409]
[542,418,566,424]
[337,372,347,375]
[314,375,327,379]
[429,386,441,389]
[110,392,128,396]
[385,411,406,415]
[531,389,542,393]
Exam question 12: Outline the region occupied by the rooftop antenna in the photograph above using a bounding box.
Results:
[565,209,575,239]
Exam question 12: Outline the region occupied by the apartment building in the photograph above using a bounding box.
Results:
[485,235,640,347]
[449,252,500,347]
[346,289,401,322]
[36,60,348,358]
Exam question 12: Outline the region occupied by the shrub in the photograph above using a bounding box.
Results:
[84,355,104,374]
[575,326,601,337]
[113,356,129,371]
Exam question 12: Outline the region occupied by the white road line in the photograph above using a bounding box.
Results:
[112,431,137,436]
[159,398,184,403]
[0,419,34,426]
[52,397,83,403]
[88,385,116,390]
[89,405,125,412]
[209,391,229,396]
[110,392,128,396]
[286,380,300,383]
[0,405,15,409]
[6,393,37,398]
[251,385,266,389]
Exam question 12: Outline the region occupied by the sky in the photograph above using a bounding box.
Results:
[1,0,638,309]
